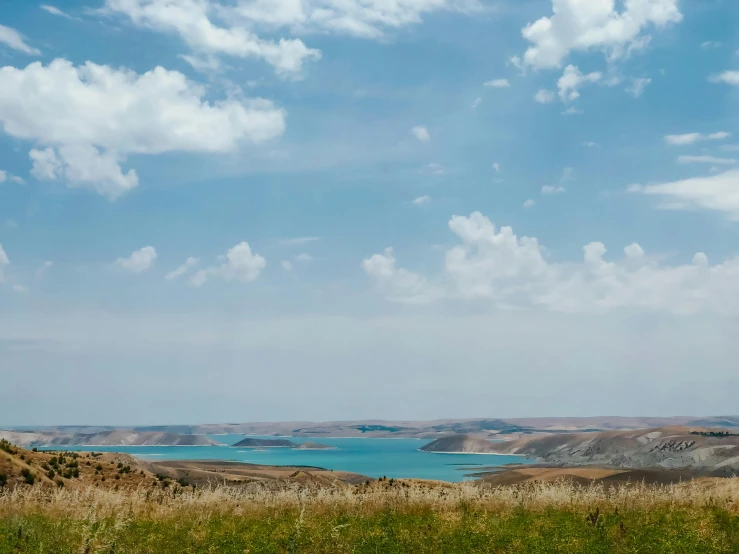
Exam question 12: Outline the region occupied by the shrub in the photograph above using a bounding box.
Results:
[21,468,35,485]
[55,479,64,488]
[47,470,55,479]
[32,447,38,452]
[0,473,6,487]
[95,464,103,471]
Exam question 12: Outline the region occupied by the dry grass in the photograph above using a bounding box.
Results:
[3,477,739,520]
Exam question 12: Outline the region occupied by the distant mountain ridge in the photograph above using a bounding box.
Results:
[7,416,739,441]
[0,430,220,447]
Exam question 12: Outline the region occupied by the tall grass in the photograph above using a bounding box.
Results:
[3,479,739,552]
[3,478,739,518]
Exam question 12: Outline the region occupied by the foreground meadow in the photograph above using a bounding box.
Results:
[3,478,739,553]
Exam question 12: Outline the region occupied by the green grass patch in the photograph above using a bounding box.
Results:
[2,506,739,553]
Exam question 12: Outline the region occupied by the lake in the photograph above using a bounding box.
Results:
[42,435,529,482]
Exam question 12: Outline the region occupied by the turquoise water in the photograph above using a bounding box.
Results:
[42,435,528,482]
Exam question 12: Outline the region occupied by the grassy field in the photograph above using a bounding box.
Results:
[3,478,739,553]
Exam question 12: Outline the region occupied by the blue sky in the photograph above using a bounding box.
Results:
[2,0,739,425]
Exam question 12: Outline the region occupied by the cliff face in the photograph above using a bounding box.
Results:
[420,435,498,453]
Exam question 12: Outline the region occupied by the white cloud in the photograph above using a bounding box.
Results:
[701,40,721,49]
[30,145,140,198]
[677,155,736,165]
[541,185,565,194]
[561,106,582,115]
[629,169,739,221]
[364,211,739,315]
[0,244,8,282]
[224,0,476,39]
[583,141,599,148]
[0,59,285,199]
[422,162,444,175]
[626,77,651,98]
[295,253,313,262]
[493,162,500,173]
[281,260,293,271]
[557,65,601,102]
[517,0,682,70]
[710,71,739,86]
[279,236,321,245]
[105,0,474,76]
[0,24,40,56]
[523,198,535,208]
[0,170,5,183]
[104,0,321,77]
[411,125,430,142]
[561,167,574,181]
[116,246,157,273]
[190,241,265,286]
[12,284,28,293]
[164,257,199,280]
[412,195,431,205]
[35,261,53,278]
[484,78,510,88]
[362,248,442,304]
[665,132,730,145]
[534,89,555,104]
[471,96,482,109]
[40,4,74,19]
[720,144,739,152]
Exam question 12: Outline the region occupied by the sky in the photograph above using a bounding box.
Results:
[1,0,739,426]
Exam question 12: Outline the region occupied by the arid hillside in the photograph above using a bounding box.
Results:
[488,427,739,475]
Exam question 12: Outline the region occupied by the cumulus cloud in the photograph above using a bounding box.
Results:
[534,89,555,104]
[295,253,313,262]
[164,257,199,280]
[517,0,682,70]
[116,246,157,273]
[0,24,40,56]
[364,211,739,315]
[281,260,293,271]
[411,126,430,141]
[412,195,431,205]
[484,78,510,88]
[710,71,739,86]
[471,96,482,109]
[105,0,473,76]
[557,65,601,102]
[665,132,730,145]
[104,0,320,76]
[523,199,535,208]
[0,59,285,198]
[361,248,442,304]
[190,241,265,286]
[629,169,739,220]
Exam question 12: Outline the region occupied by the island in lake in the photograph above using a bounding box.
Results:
[232,438,334,450]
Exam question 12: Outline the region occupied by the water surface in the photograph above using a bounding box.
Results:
[44,435,528,482]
